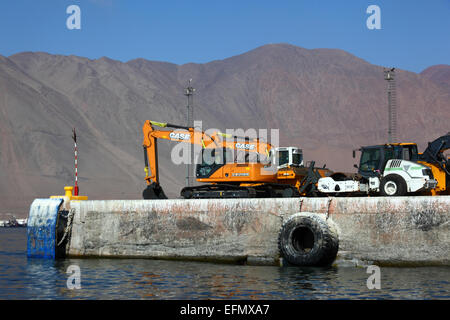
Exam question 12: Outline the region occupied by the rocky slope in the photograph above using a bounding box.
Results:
[0,44,448,216]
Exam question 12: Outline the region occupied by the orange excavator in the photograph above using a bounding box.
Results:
[142,120,332,199]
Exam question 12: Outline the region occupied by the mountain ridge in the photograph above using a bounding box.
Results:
[0,43,449,216]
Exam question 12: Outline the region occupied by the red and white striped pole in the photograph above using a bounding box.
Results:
[72,128,79,196]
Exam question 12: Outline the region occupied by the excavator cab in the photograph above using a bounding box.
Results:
[272,147,303,168]
[196,147,234,179]
[194,146,304,179]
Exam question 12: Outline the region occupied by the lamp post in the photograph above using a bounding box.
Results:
[184,79,195,187]
[384,68,397,144]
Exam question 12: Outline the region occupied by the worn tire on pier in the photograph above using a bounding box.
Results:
[278,213,339,267]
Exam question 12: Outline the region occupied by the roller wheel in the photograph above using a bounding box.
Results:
[380,175,407,196]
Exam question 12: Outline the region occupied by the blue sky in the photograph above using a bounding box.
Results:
[0,0,448,73]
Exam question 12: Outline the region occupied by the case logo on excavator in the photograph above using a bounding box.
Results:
[169,132,191,140]
[236,143,256,150]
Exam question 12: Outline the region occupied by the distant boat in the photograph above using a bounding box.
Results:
[0,217,27,228]
[16,219,28,227]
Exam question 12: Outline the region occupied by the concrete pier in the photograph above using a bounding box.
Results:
[64,196,450,266]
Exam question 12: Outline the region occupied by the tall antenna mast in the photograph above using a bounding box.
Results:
[184,79,195,187]
[384,68,397,143]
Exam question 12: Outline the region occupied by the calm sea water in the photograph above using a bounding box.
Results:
[0,228,449,300]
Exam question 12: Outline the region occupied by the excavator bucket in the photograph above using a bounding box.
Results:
[143,182,168,199]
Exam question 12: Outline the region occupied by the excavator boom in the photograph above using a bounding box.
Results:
[418,133,450,195]
[142,120,274,199]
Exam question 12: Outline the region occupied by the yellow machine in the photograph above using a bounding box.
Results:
[418,133,450,195]
[317,134,450,196]
[141,120,332,199]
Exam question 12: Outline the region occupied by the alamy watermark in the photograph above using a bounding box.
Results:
[66,5,81,30]
[66,264,81,289]
[168,120,280,175]
[366,5,381,30]
[366,265,381,289]
[64,5,382,31]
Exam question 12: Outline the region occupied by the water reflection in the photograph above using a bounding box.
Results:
[0,229,449,299]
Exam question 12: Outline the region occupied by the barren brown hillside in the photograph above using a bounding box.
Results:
[0,44,449,216]
[421,64,450,89]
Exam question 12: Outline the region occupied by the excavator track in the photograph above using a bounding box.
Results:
[180,183,300,199]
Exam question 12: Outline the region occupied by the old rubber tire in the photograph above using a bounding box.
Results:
[380,175,407,196]
[278,213,339,267]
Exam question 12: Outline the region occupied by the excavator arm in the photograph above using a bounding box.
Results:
[142,120,215,185]
[418,133,450,194]
[142,120,273,199]
[420,133,450,169]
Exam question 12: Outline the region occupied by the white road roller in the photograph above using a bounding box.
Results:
[318,143,437,196]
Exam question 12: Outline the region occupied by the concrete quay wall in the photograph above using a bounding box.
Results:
[66,196,450,266]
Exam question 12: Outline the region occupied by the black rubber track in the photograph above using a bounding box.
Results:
[180,183,300,199]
